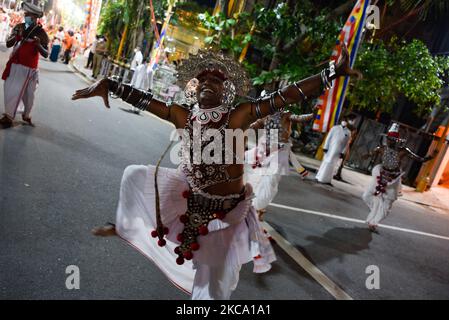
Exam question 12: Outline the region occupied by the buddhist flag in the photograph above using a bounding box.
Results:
[313,0,370,133]
[149,2,175,71]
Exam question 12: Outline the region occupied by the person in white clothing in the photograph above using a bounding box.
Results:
[362,123,433,232]
[316,114,356,185]
[130,46,143,71]
[130,58,153,91]
[246,110,314,220]
[71,46,361,299]
[130,58,153,113]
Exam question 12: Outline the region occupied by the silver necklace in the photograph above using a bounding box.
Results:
[191,104,229,125]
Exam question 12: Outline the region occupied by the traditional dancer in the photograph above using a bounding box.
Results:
[362,123,433,232]
[72,45,360,299]
[246,110,314,220]
[316,114,357,185]
[0,1,48,128]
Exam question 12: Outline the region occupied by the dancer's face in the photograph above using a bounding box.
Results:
[387,137,396,147]
[24,12,38,24]
[196,71,225,108]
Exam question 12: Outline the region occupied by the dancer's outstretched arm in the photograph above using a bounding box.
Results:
[289,113,314,124]
[362,146,383,160]
[235,43,362,128]
[72,78,188,128]
[401,147,434,162]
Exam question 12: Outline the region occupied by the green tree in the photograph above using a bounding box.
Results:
[347,38,449,115]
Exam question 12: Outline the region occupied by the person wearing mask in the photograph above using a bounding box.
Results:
[130,46,143,71]
[92,35,106,79]
[362,124,433,232]
[315,114,357,186]
[85,35,98,69]
[0,1,48,127]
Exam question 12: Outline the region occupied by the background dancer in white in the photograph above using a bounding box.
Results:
[246,110,314,221]
[362,123,433,232]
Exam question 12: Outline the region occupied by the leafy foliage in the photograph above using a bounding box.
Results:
[198,2,341,88]
[347,39,449,114]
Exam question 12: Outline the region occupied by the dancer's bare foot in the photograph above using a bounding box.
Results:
[368,224,378,233]
[92,223,117,237]
[22,115,35,127]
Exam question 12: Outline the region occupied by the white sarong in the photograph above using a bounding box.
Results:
[362,164,402,226]
[115,164,276,300]
[245,139,294,211]
[3,63,38,119]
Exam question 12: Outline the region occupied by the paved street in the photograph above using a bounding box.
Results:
[1,47,449,300]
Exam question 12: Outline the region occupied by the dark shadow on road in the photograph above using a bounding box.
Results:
[119,107,143,116]
[266,221,372,268]
[297,226,373,265]
[239,241,331,298]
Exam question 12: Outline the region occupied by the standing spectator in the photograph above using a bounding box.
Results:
[92,35,106,79]
[85,35,98,69]
[62,30,74,64]
[49,26,64,62]
[315,114,356,185]
[72,30,82,58]
[130,46,143,71]
[0,1,49,127]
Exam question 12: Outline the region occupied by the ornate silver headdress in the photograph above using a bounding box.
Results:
[177,50,252,106]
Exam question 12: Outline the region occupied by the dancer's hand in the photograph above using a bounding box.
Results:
[72,78,110,108]
[335,43,363,80]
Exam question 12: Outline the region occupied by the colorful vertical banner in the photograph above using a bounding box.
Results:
[83,0,102,49]
[149,2,175,71]
[313,0,370,133]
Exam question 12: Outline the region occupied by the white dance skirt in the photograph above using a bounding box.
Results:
[115,165,276,299]
[245,143,291,210]
[362,164,402,226]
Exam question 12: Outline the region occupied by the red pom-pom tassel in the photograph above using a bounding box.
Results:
[176,257,185,265]
[180,215,188,224]
[182,190,191,199]
[198,225,209,236]
[158,239,166,247]
[190,242,200,251]
[150,230,158,238]
[183,251,193,260]
[215,211,226,220]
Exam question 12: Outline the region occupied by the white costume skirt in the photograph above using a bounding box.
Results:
[362,164,402,226]
[245,144,292,211]
[115,165,276,300]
